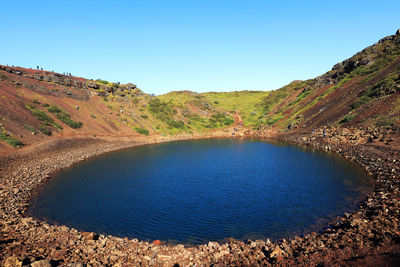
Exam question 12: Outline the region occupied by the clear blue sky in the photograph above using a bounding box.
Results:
[1,1,399,95]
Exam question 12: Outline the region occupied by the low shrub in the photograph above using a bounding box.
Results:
[351,95,372,109]
[24,124,37,134]
[46,105,83,129]
[96,79,109,85]
[135,127,149,135]
[38,125,51,135]
[26,105,55,125]
[340,113,358,124]
[0,132,24,147]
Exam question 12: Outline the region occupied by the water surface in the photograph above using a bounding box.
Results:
[29,138,373,244]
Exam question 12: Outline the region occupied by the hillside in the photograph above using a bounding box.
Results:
[258,29,400,134]
[159,90,268,127]
[0,67,240,152]
[157,30,400,135]
[1,29,400,152]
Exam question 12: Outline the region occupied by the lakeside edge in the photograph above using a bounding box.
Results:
[1,128,400,266]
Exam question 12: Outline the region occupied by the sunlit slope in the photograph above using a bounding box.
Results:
[159,90,269,127]
[0,69,237,150]
[202,91,268,126]
[1,30,400,150]
[258,30,400,131]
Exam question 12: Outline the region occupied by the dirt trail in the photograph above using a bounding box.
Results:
[232,111,243,126]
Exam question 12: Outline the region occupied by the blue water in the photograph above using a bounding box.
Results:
[28,138,373,244]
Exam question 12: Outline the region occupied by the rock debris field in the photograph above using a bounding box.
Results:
[1,130,400,266]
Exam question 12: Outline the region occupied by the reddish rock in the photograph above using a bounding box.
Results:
[153,240,162,245]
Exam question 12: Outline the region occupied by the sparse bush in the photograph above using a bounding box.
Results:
[24,124,37,134]
[211,112,234,126]
[47,105,62,113]
[0,132,24,147]
[96,79,109,85]
[340,113,358,124]
[376,116,397,127]
[26,105,55,125]
[351,95,371,109]
[265,114,284,125]
[167,120,185,129]
[38,125,51,135]
[148,98,185,129]
[135,127,149,135]
[46,105,83,129]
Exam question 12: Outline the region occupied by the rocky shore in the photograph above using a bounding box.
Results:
[1,129,400,266]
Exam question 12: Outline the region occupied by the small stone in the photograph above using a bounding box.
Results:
[153,240,162,245]
[31,260,51,267]
[4,256,22,267]
[81,231,99,240]
[143,256,152,261]
[270,245,285,258]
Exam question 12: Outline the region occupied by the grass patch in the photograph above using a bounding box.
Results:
[134,127,150,135]
[202,91,268,126]
[96,79,109,85]
[46,105,83,129]
[24,124,37,134]
[376,116,398,127]
[0,132,24,147]
[351,95,372,109]
[26,104,61,129]
[38,125,51,135]
[265,114,285,125]
[148,98,185,129]
[339,113,358,124]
